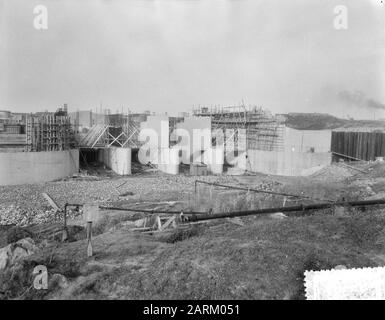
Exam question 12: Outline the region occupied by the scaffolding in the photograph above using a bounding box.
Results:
[79,124,141,148]
[193,105,284,151]
[26,110,75,152]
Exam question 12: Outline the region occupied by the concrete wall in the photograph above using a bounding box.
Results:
[0,149,79,186]
[139,115,169,164]
[98,147,131,175]
[157,148,180,175]
[174,116,211,164]
[284,128,331,153]
[232,128,331,176]
[246,149,331,176]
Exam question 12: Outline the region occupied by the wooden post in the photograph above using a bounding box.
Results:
[62,205,68,242]
[83,203,99,258]
[86,221,93,257]
[156,215,162,231]
[209,185,213,201]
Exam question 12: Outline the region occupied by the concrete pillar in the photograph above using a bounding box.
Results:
[158,148,180,175]
[175,117,211,165]
[168,148,180,175]
[99,147,131,175]
[203,147,224,174]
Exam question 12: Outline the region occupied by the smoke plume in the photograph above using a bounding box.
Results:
[338,90,385,111]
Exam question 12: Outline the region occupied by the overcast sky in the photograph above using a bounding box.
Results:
[0,0,384,119]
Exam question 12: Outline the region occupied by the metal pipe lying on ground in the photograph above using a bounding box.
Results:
[98,205,207,215]
[64,203,206,215]
[194,180,333,202]
[186,198,385,222]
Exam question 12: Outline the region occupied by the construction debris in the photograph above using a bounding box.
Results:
[0,237,39,270]
[42,193,61,212]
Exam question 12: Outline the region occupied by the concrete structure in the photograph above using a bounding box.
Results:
[69,110,107,130]
[194,105,283,151]
[173,116,211,164]
[229,127,332,176]
[283,128,331,153]
[139,115,169,165]
[0,133,27,151]
[190,163,208,176]
[157,148,180,175]
[98,147,131,175]
[203,147,224,174]
[245,149,331,176]
[192,106,333,176]
[0,149,79,185]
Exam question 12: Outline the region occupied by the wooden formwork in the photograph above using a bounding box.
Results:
[331,131,385,161]
[25,112,73,151]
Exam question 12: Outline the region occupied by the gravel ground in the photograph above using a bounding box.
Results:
[1,165,323,227]
[0,173,237,226]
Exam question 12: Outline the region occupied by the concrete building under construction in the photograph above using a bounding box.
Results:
[0,103,335,186]
[193,105,331,176]
[193,105,285,151]
[0,105,79,185]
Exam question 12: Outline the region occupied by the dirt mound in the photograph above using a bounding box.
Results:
[310,164,353,182]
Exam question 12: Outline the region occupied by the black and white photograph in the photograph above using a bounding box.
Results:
[0,0,385,305]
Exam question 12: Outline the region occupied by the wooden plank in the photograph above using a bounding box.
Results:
[156,215,162,231]
[161,216,176,230]
[372,132,378,160]
[374,132,380,159]
[226,217,245,226]
[347,132,351,158]
[86,221,93,257]
[131,227,152,232]
[368,132,372,160]
[41,193,60,212]
[367,132,372,161]
[381,133,385,156]
[362,132,367,161]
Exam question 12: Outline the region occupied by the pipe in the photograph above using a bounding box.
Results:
[65,203,206,215]
[99,205,207,215]
[66,203,83,208]
[194,180,333,202]
[187,198,385,222]
[331,151,365,162]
